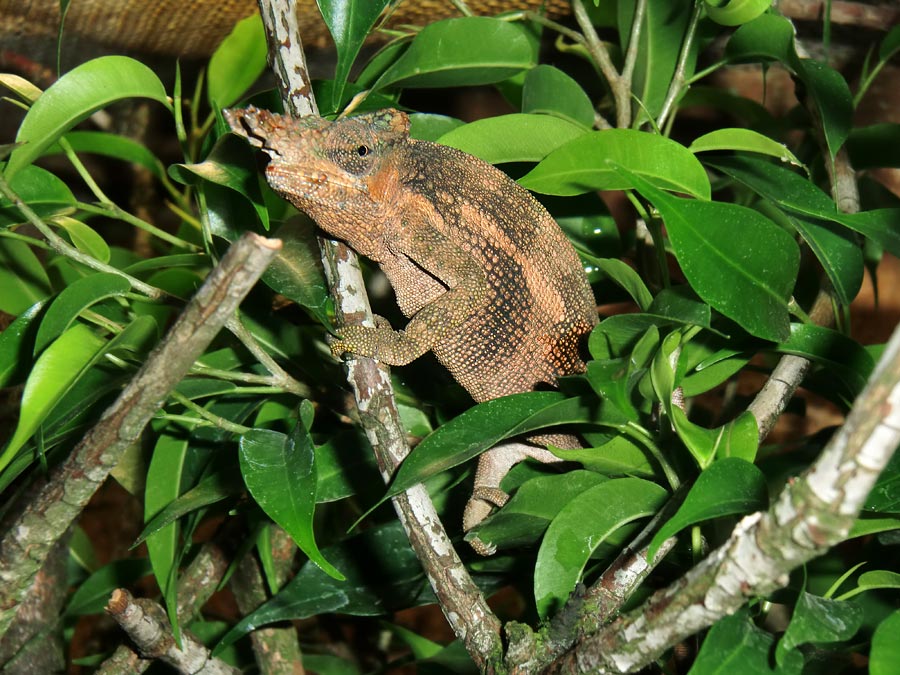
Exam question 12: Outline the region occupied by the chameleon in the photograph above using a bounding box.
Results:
[225,106,597,553]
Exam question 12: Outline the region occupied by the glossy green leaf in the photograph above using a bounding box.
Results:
[796,59,853,159]
[725,13,795,64]
[534,477,668,618]
[34,273,130,355]
[136,464,243,546]
[690,129,801,166]
[65,559,152,616]
[705,0,771,26]
[317,0,392,107]
[239,426,344,580]
[215,521,424,652]
[261,220,331,327]
[523,130,709,198]
[408,113,464,142]
[619,0,694,122]
[5,56,170,179]
[776,324,873,397]
[784,213,862,306]
[170,132,268,231]
[45,130,166,180]
[0,323,106,472]
[776,592,862,666]
[649,287,713,329]
[0,301,44,387]
[468,470,609,552]
[0,165,75,228]
[870,610,900,675]
[847,516,900,539]
[315,430,381,503]
[588,257,653,310]
[0,73,43,103]
[387,392,594,497]
[616,165,798,342]
[648,458,767,559]
[375,18,536,90]
[55,217,111,262]
[552,435,657,478]
[864,452,900,514]
[689,607,785,674]
[835,570,900,601]
[207,13,267,108]
[437,114,588,164]
[673,407,759,467]
[521,65,594,128]
[708,156,900,257]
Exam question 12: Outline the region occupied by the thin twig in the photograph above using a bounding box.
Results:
[571,0,629,128]
[0,233,280,640]
[253,1,505,668]
[656,0,703,130]
[106,589,240,675]
[225,315,310,397]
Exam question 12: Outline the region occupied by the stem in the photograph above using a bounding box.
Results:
[571,0,629,128]
[225,315,310,397]
[77,202,200,251]
[656,0,703,130]
[0,176,165,300]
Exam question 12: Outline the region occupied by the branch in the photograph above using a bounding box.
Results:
[0,233,281,640]
[549,320,900,673]
[106,589,239,675]
[254,0,504,669]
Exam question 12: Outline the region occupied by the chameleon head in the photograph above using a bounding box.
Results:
[224,106,411,256]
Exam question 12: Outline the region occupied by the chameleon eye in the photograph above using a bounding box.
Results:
[356,144,371,157]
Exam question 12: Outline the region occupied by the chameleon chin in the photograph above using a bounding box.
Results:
[225,106,598,555]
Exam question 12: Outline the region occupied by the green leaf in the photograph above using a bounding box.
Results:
[776,324,873,398]
[34,273,130,355]
[864,452,900,514]
[207,13,267,108]
[552,435,657,478]
[672,408,759,467]
[796,59,853,159]
[879,25,900,61]
[776,592,862,666]
[0,301,44,388]
[534,477,668,618]
[708,155,900,257]
[316,0,392,108]
[870,610,900,675]
[519,130,711,200]
[374,17,536,90]
[614,165,799,342]
[648,458,767,559]
[262,219,331,326]
[0,73,43,103]
[45,130,166,180]
[65,559,152,616]
[835,570,900,601]
[387,392,593,497]
[135,464,243,546]
[214,521,424,652]
[521,65,595,128]
[55,217,111,262]
[170,132,268,231]
[726,14,795,64]
[783,213,862,307]
[0,323,106,474]
[408,113,464,142]
[437,114,588,164]
[239,426,344,580]
[5,55,170,179]
[468,470,609,552]
[705,0,771,26]
[689,607,787,674]
[0,165,75,228]
[690,129,802,167]
[0,237,52,316]
[587,258,653,311]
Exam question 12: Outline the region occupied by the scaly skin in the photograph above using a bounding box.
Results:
[226,107,597,550]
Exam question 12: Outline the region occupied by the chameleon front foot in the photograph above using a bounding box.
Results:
[329,317,422,365]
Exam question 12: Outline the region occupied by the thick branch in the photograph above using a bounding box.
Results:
[548,322,900,673]
[0,233,281,640]
[106,589,239,675]
[254,0,504,669]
